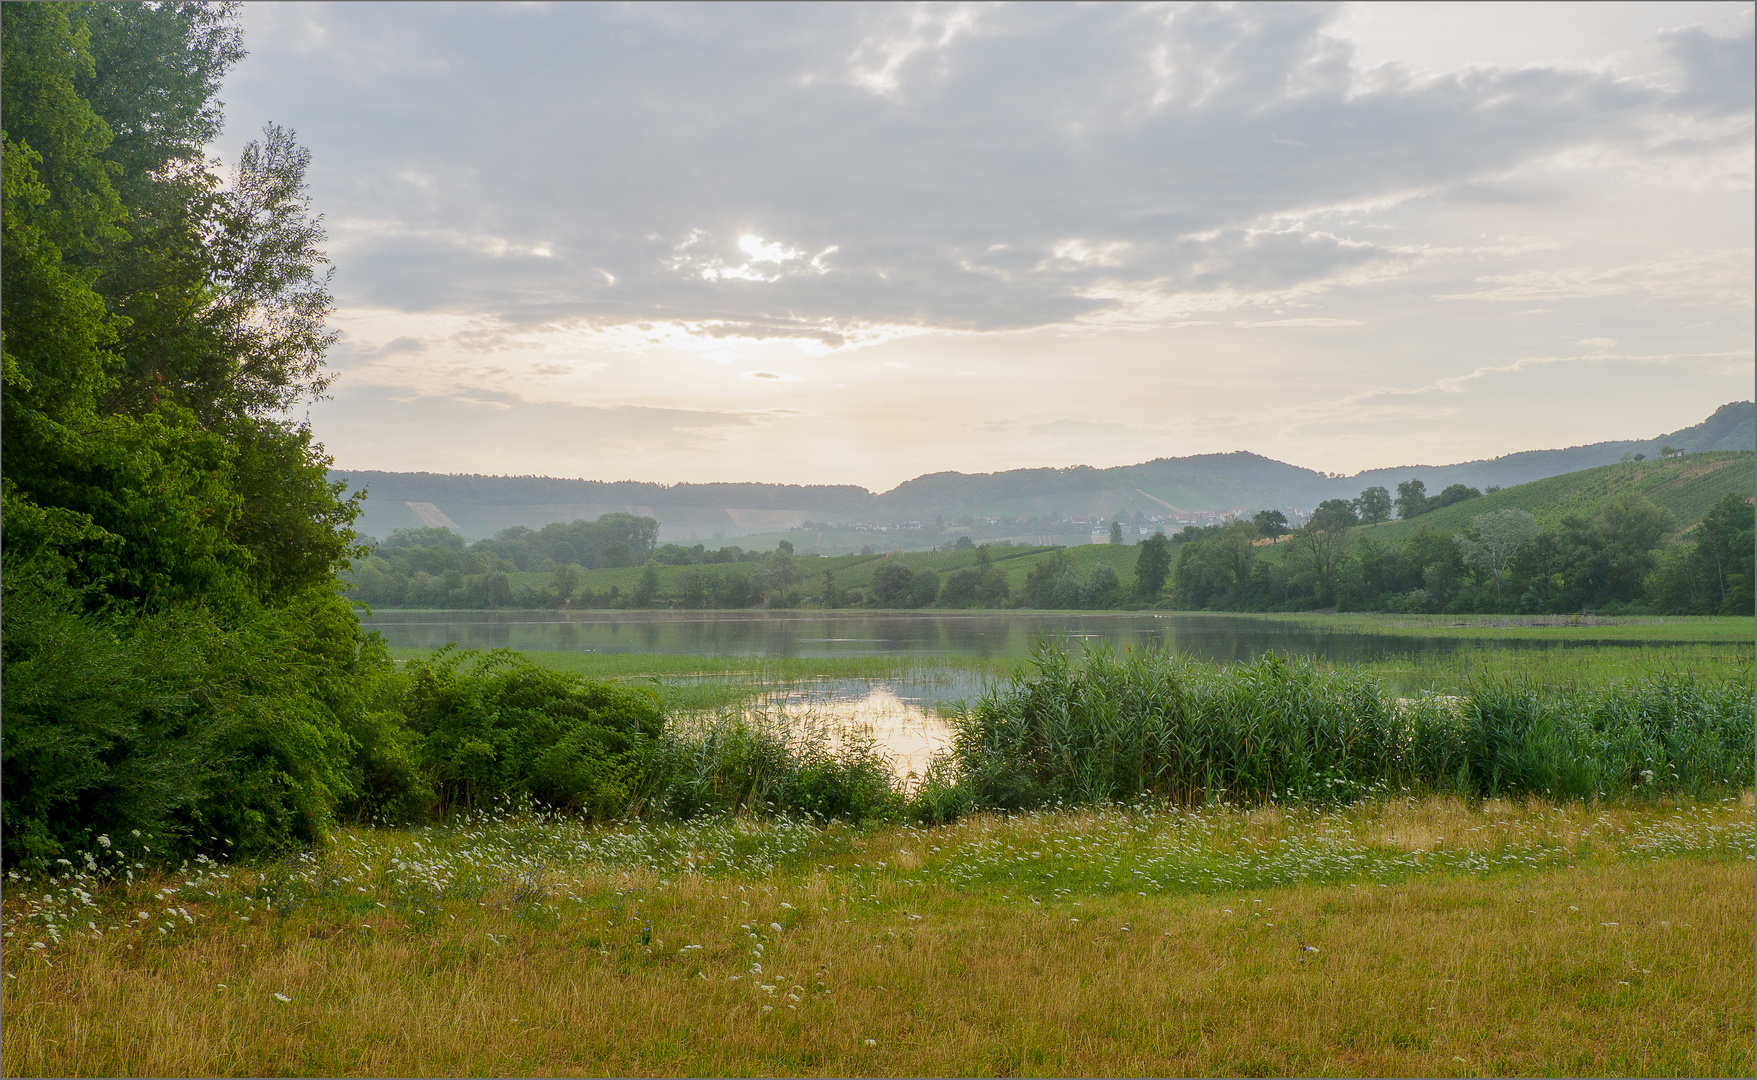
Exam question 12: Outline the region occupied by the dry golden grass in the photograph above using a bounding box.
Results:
[5,796,1752,1077]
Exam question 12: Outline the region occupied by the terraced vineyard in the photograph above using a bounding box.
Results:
[1363,452,1755,545]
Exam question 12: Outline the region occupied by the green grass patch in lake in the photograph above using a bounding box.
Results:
[1244,612,1753,642]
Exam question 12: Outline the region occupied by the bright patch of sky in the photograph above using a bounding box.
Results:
[216,1,1754,488]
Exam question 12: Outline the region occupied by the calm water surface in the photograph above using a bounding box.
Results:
[361,609,1570,665]
[360,610,1647,780]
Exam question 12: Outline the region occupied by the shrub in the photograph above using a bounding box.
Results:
[391,647,663,819]
[1,563,369,868]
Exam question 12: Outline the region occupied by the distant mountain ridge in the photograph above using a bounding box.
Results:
[335,402,1754,542]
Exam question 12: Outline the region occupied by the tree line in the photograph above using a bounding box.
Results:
[344,521,815,609]
[1172,488,1753,616]
[345,482,1753,617]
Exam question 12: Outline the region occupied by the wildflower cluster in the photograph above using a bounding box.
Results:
[2,835,233,964]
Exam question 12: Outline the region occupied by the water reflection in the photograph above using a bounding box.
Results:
[359,609,1584,666]
[701,683,955,783]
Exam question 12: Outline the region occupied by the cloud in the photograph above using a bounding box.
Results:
[1235,317,1365,328]
[217,5,1754,487]
[219,4,1752,346]
[1434,249,1755,305]
[311,381,760,474]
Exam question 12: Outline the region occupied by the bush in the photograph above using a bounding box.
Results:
[391,647,663,819]
[1,563,370,868]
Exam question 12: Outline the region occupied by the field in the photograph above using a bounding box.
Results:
[10,627,1751,1076]
[4,795,1751,1076]
[1361,452,1755,546]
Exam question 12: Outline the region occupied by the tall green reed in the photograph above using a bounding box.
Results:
[631,707,904,823]
[949,642,1753,809]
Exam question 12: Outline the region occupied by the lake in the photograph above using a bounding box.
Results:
[361,609,1733,780]
[363,609,1629,779]
[359,609,1565,664]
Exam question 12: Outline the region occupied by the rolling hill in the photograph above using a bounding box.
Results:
[1356,450,1755,547]
[334,402,1754,544]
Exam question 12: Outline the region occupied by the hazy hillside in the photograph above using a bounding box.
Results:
[1339,401,1756,497]
[335,472,874,542]
[1358,451,1755,547]
[335,402,1753,542]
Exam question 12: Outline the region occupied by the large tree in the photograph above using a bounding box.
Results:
[2,2,370,868]
[1454,509,1540,599]
[1253,508,1289,541]
[1286,521,1353,605]
[1395,479,1428,520]
[1173,521,1258,609]
[1354,486,1392,525]
[1133,532,1171,599]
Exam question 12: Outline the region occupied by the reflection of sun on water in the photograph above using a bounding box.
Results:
[825,686,954,781]
[688,684,956,784]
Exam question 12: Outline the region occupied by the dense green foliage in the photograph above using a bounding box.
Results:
[1171,486,1755,615]
[389,648,663,819]
[0,4,676,871]
[0,1,380,867]
[949,644,1754,811]
[346,520,845,610]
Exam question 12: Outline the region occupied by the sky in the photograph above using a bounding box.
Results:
[212,1,1756,490]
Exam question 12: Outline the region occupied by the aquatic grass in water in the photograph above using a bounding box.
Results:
[951,643,1754,811]
[634,702,908,823]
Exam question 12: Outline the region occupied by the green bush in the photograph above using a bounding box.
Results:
[390,647,663,819]
[1,563,371,868]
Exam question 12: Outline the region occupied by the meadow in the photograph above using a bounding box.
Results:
[3,794,1751,1076]
[7,635,1751,1076]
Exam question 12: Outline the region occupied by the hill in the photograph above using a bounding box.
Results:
[334,402,1754,544]
[1356,451,1755,547]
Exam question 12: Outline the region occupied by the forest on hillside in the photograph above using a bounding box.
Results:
[345,461,1754,617]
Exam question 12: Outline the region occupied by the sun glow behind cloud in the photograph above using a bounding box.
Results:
[215,1,1754,486]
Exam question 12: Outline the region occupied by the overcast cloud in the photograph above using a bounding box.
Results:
[216,1,1755,488]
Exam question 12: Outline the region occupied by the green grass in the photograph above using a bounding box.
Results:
[6,796,1752,1076]
[1361,451,1754,545]
[1233,611,1755,642]
[1343,642,1753,694]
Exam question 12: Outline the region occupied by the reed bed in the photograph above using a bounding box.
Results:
[949,645,1754,814]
